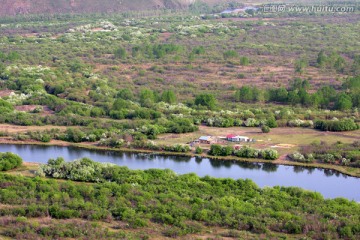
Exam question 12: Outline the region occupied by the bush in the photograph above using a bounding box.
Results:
[261,125,270,133]
[0,152,23,171]
[260,149,279,160]
[314,119,359,132]
[288,152,312,163]
[195,147,203,154]
[163,144,191,153]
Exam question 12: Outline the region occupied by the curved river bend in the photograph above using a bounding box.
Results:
[0,144,359,201]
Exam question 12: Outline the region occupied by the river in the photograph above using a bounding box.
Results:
[0,144,359,201]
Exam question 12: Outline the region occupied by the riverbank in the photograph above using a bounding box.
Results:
[1,138,359,178]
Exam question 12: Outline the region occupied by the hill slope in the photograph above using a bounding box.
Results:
[0,0,224,16]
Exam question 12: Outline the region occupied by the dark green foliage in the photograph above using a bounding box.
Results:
[0,157,358,238]
[223,50,239,59]
[114,47,127,59]
[208,144,223,156]
[208,145,233,156]
[261,125,270,133]
[195,147,203,154]
[294,59,308,74]
[266,116,277,128]
[116,88,134,100]
[314,119,359,132]
[335,93,353,110]
[161,90,176,104]
[139,89,155,108]
[167,118,198,134]
[163,144,191,153]
[195,93,217,110]
[0,152,22,171]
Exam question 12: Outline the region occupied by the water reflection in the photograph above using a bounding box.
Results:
[262,163,278,172]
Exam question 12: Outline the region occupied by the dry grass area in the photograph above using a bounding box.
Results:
[156,126,360,156]
[96,59,345,101]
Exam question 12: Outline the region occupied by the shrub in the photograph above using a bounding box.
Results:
[288,152,312,163]
[260,149,279,160]
[0,152,23,171]
[261,125,270,133]
[320,154,336,164]
[163,144,191,153]
[195,147,203,154]
[314,119,359,132]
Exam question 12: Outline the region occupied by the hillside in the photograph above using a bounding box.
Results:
[0,0,226,16]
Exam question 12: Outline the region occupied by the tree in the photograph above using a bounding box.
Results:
[140,89,155,108]
[295,59,308,74]
[114,47,127,59]
[335,93,353,110]
[317,50,327,68]
[161,90,177,104]
[266,116,277,128]
[235,86,253,102]
[287,90,300,105]
[195,94,217,110]
[334,56,345,73]
[112,99,130,111]
[117,88,134,100]
[209,144,223,156]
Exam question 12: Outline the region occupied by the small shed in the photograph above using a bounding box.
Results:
[199,136,213,144]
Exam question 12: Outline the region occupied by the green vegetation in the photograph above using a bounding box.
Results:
[2,158,355,239]
[290,141,360,168]
[0,152,22,171]
[0,1,360,238]
[209,144,279,160]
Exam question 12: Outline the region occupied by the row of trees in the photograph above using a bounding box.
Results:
[209,145,279,160]
[235,77,360,110]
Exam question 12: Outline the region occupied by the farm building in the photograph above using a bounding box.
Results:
[226,134,250,142]
[198,136,213,144]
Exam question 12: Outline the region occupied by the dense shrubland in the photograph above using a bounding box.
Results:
[0,158,357,239]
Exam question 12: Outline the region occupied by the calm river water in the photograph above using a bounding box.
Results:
[0,144,359,201]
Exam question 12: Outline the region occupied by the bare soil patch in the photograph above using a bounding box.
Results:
[0,89,14,97]
[15,105,39,112]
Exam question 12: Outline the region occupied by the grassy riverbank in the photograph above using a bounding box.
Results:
[1,138,360,178]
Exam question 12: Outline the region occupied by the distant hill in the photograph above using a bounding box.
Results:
[0,0,228,16]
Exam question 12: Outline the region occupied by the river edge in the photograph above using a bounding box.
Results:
[1,139,359,178]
